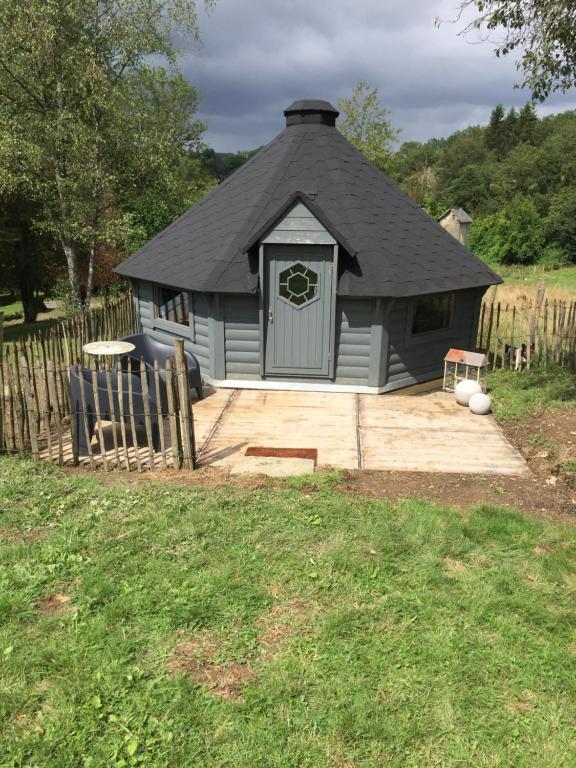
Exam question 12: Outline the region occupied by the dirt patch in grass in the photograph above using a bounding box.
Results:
[167,631,253,702]
[443,557,467,574]
[504,407,576,487]
[168,602,313,700]
[336,468,576,523]
[38,593,73,616]
[508,690,537,715]
[257,601,313,659]
[0,527,47,544]
[38,580,79,616]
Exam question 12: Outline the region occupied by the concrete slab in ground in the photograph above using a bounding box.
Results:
[40,386,528,477]
[197,389,528,476]
[230,456,315,477]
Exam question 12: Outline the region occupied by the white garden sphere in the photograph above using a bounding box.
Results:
[454,379,482,406]
[469,392,492,415]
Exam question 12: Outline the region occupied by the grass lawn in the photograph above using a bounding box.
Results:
[2,459,576,766]
[488,365,576,422]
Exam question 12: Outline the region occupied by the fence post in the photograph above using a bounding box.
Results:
[174,339,196,470]
[47,361,63,465]
[527,279,545,369]
[20,356,39,460]
[165,357,181,470]
[0,312,4,453]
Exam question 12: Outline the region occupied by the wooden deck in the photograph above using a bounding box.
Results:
[41,388,528,476]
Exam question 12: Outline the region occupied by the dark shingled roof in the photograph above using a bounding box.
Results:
[116,101,501,297]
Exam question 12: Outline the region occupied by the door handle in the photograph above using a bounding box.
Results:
[268,309,273,324]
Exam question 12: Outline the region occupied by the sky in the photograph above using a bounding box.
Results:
[181,0,576,153]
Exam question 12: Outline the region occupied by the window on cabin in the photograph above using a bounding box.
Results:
[156,287,189,326]
[411,294,453,335]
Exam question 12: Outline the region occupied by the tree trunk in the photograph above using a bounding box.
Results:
[19,277,38,324]
[85,242,96,311]
[61,237,82,309]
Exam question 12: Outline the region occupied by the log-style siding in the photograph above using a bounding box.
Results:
[384,289,482,392]
[132,279,484,391]
[223,295,261,379]
[334,299,373,384]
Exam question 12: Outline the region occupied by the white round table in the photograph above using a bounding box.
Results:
[83,341,135,357]
[83,341,135,370]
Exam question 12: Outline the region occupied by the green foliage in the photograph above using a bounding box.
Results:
[0,0,216,306]
[453,1,576,101]
[51,277,84,319]
[544,187,576,262]
[471,196,544,265]
[199,148,261,183]
[337,81,400,171]
[2,459,576,765]
[0,194,60,322]
[390,106,576,266]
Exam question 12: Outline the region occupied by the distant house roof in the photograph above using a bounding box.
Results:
[116,102,499,297]
[438,207,474,224]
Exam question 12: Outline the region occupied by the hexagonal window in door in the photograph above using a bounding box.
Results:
[278,263,319,308]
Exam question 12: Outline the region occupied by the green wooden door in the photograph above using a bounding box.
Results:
[265,245,334,377]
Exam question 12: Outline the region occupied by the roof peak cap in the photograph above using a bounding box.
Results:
[284,99,339,128]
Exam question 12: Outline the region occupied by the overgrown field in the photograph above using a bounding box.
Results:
[1,459,576,766]
[488,264,576,304]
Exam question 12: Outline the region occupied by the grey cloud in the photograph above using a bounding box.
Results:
[183,0,576,151]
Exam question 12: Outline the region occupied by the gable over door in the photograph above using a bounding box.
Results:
[265,245,335,377]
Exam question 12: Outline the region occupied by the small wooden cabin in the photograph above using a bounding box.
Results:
[116,100,501,393]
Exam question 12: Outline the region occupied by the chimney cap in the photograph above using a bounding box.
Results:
[284,99,339,127]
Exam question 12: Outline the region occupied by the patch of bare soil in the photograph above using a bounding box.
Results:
[38,593,73,616]
[508,690,537,715]
[167,631,253,702]
[504,407,576,486]
[38,580,79,616]
[443,557,467,574]
[168,601,313,700]
[336,408,576,524]
[0,528,47,544]
[257,601,313,659]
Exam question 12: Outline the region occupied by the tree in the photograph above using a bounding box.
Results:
[544,187,576,262]
[451,1,576,100]
[485,104,506,153]
[0,194,60,323]
[469,196,544,264]
[337,82,400,171]
[199,148,261,183]
[0,0,213,311]
[118,67,214,253]
[517,103,539,144]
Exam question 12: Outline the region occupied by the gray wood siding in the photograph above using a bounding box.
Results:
[261,202,336,246]
[191,294,211,374]
[134,280,212,378]
[385,289,481,391]
[334,298,373,384]
[223,295,261,379]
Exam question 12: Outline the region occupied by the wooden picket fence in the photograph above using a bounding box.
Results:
[477,283,576,370]
[0,294,197,471]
